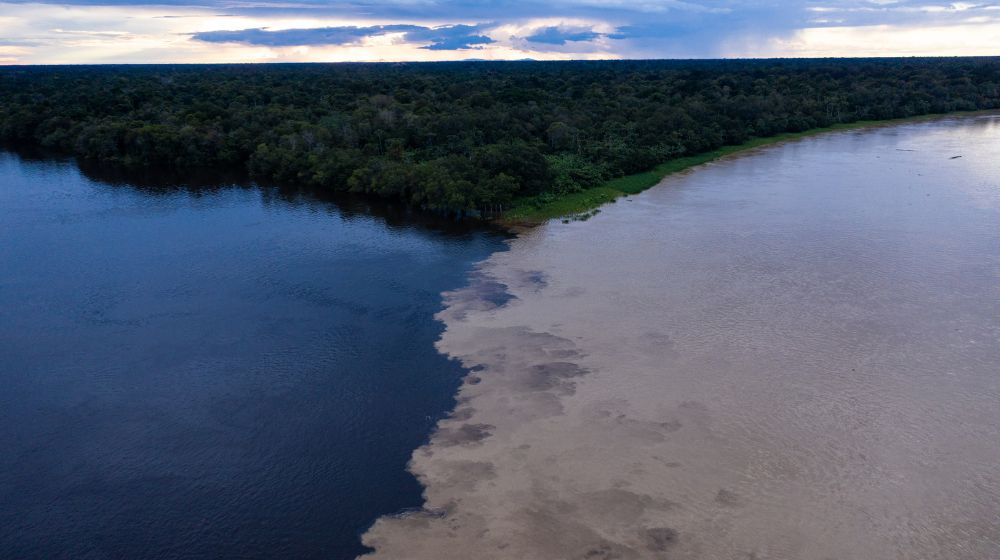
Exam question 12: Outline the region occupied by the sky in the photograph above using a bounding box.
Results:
[1,1,999,64]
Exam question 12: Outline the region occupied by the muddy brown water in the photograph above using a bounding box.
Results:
[362,115,1000,560]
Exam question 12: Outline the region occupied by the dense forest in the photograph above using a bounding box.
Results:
[2,58,999,214]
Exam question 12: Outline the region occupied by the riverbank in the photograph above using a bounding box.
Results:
[361,115,1000,559]
[501,110,997,224]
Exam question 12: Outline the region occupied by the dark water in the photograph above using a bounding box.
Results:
[0,152,507,559]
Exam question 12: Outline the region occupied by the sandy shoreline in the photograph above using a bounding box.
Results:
[361,116,1000,559]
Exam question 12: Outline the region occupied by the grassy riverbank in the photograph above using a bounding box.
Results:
[501,111,993,224]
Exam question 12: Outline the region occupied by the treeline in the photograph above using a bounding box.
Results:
[2,59,999,213]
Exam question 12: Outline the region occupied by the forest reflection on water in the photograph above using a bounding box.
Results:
[0,150,508,560]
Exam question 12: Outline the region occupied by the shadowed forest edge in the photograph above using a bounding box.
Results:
[2,58,999,221]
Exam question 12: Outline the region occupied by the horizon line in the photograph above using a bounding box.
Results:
[4,55,1000,67]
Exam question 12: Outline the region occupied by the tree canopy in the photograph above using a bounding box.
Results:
[2,59,998,214]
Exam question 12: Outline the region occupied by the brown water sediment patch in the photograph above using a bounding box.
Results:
[361,116,1000,559]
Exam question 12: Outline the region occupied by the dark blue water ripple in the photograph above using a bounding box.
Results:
[0,152,507,560]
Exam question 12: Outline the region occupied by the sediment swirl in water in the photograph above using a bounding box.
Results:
[362,116,1000,560]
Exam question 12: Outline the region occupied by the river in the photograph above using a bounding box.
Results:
[362,115,1000,559]
[0,152,507,559]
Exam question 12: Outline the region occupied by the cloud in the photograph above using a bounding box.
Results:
[3,0,1000,63]
[405,24,495,50]
[524,26,605,45]
[192,25,422,47]
[191,22,495,50]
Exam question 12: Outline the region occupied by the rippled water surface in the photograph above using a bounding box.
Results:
[362,116,1000,560]
[0,153,507,559]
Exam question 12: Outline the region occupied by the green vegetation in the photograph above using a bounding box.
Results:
[502,112,992,222]
[1,59,999,220]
